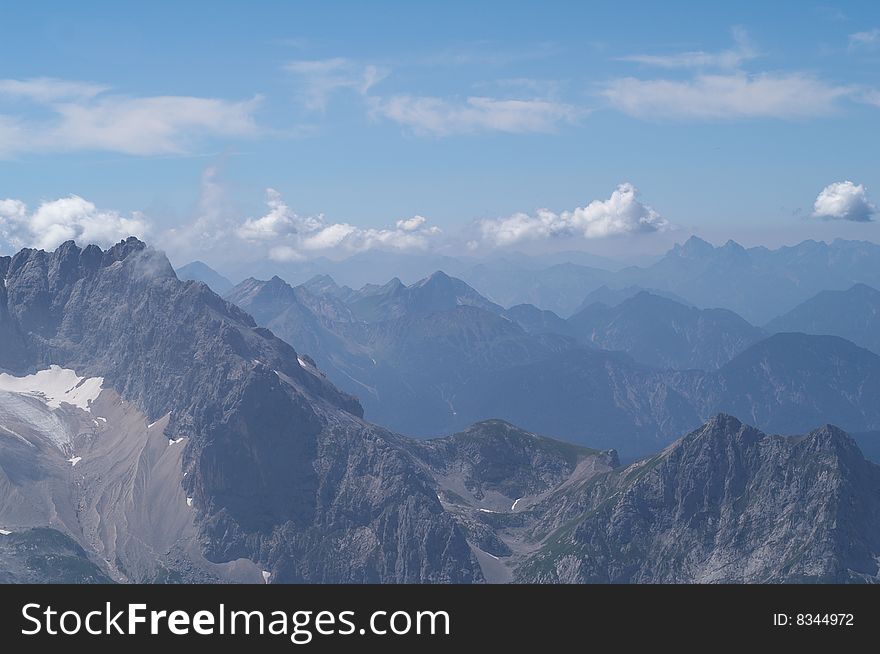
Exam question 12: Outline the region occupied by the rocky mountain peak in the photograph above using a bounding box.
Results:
[673,235,715,258]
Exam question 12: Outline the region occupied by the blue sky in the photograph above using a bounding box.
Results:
[1,0,879,265]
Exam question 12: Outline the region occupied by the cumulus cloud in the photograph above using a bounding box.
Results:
[370,95,577,136]
[284,58,388,110]
[812,181,876,222]
[620,27,757,69]
[849,28,880,51]
[0,195,150,251]
[0,77,260,157]
[235,188,441,259]
[480,183,668,247]
[602,72,849,120]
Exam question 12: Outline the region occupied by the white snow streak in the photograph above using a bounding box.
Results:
[168,437,184,445]
[0,529,11,535]
[511,498,523,511]
[262,570,271,584]
[186,497,193,507]
[68,456,82,467]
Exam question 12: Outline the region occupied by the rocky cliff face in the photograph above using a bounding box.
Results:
[516,415,880,583]
[0,239,481,583]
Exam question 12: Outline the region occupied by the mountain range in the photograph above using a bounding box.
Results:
[3,238,880,584]
[186,236,880,324]
[221,267,880,457]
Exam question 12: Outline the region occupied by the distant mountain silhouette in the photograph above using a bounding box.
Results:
[175,260,234,295]
[574,284,693,313]
[766,284,880,355]
[567,291,765,369]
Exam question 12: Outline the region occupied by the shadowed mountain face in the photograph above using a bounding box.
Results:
[568,292,766,370]
[226,274,575,437]
[516,415,880,583]
[766,284,880,355]
[0,528,112,583]
[705,333,880,435]
[0,239,480,583]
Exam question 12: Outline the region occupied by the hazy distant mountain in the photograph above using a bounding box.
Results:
[459,261,613,317]
[299,274,358,303]
[225,271,880,457]
[765,284,880,355]
[707,332,880,434]
[347,270,504,322]
[488,250,629,272]
[175,260,234,295]
[574,284,694,312]
[224,273,570,436]
[614,237,880,324]
[516,415,880,583]
[453,348,702,455]
[502,304,573,337]
[348,306,573,435]
[567,292,765,369]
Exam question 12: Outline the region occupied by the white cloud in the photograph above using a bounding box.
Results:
[235,188,442,259]
[480,183,668,247]
[51,96,259,155]
[0,77,108,102]
[370,95,577,136]
[812,181,876,222]
[396,215,427,231]
[284,58,388,110]
[849,29,880,51]
[0,77,260,157]
[235,188,302,240]
[0,195,150,251]
[603,72,849,120]
[620,27,757,69]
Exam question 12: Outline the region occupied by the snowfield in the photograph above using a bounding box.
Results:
[0,366,103,412]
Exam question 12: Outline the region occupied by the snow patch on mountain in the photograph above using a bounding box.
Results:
[0,366,103,412]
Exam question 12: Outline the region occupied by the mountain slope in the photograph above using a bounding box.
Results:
[0,239,480,583]
[707,332,880,434]
[516,415,880,583]
[766,284,880,355]
[175,260,234,295]
[567,292,765,370]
